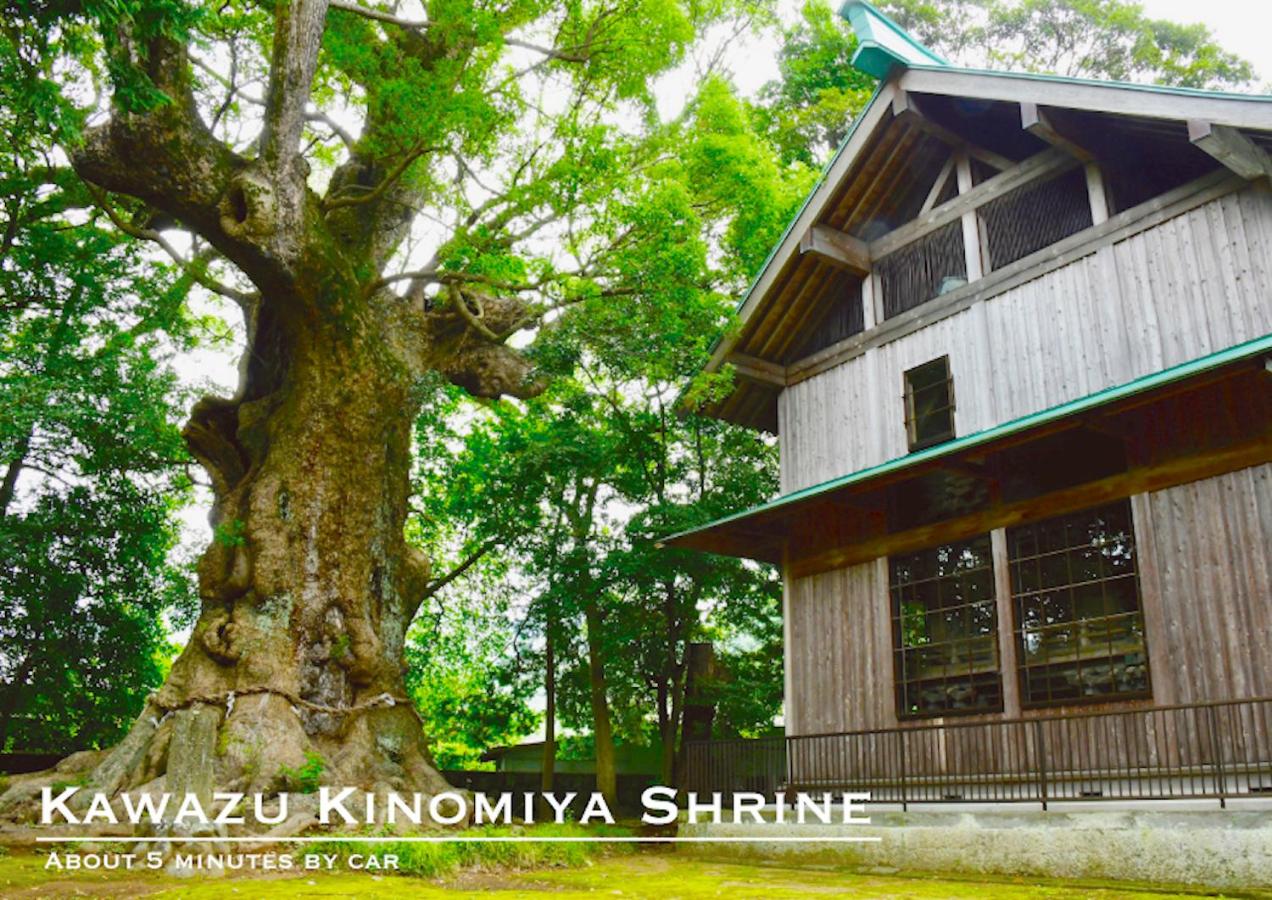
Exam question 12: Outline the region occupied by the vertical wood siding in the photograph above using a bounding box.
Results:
[778,186,1272,493]
[786,558,894,735]
[784,464,1272,737]
[1135,463,1272,705]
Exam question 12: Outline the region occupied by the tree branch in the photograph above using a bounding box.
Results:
[422,537,498,600]
[323,141,443,211]
[329,0,427,30]
[259,0,331,172]
[306,110,357,151]
[86,184,257,308]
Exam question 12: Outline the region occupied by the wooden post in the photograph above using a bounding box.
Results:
[955,152,985,282]
[862,269,879,331]
[991,528,1021,717]
[1086,162,1109,225]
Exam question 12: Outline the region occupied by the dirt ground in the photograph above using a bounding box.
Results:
[3,848,1270,899]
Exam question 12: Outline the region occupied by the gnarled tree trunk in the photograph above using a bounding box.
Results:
[158,301,444,797]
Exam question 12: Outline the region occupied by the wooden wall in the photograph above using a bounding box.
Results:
[784,463,1272,737]
[777,184,1272,493]
[1135,463,1272,705]
[785,558,892,735]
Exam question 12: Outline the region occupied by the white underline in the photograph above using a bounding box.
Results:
[36,835,882,844]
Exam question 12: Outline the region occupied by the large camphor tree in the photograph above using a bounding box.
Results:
[1,0,752,813]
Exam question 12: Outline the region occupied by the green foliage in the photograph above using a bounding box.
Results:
[405,67,802,768]
[0,28,199,753]
[754,2,877,166]
[880,0,1255,88]
[279,751,326,794]
[213,518,247,548]
[400,0,1255,771]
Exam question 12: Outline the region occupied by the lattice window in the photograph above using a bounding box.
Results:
[783,273,864,363]
[904,356,955,452]
[1007,500,1151,708]
[877,221,966,320]
[890,534,1002,719]
[980,167,1092,271]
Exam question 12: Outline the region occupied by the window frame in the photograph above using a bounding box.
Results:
[903,355,957,453]
[1006,499,1153,711]
[888,533,1004,721]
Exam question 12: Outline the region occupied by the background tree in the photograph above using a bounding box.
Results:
[0,28,200,754]
[404,74,795,796]
[880,0,1255,87]
[753,2,876,166]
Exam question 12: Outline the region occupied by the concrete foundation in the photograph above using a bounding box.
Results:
[676,805,1272,889]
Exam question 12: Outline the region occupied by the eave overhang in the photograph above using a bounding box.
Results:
[662,334,1272,574]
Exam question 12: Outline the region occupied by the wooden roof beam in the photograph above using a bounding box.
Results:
[727,352,787,387]
[798,224,871,275]
[900,67,1272,130]
[919,156,955,215]
[1020,102,1096,162]
[892,89,1015,172]
[1188,120,1272,181]
[870,147,1075,258]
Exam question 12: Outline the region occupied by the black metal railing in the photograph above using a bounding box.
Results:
[681,697,1272,810]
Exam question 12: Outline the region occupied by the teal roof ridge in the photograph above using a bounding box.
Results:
[840,0,949,79]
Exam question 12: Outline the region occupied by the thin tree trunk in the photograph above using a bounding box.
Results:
[657,677,675,785]
[668,664,687,787]
[541,621,556,795]
[0,431,31,520]
[659,579,685,786]
[584,600,617,807]
[1,286,82,520]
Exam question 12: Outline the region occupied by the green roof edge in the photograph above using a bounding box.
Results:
[660,332,1272,547]
[904,62,1272,103]
[840,0,948,79]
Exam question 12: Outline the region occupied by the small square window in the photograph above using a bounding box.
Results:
[904,356,955,452]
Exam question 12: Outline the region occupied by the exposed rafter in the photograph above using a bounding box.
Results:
[1020,103,1095,162]
[727,353,787,387]
[1019,104,1109,224]
[1188,120,1272,181]
[892,90,1015,172]
[920,156,956,215]
[799,224,871,275]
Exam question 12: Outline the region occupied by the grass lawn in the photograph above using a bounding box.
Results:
[3,847,1269,899]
